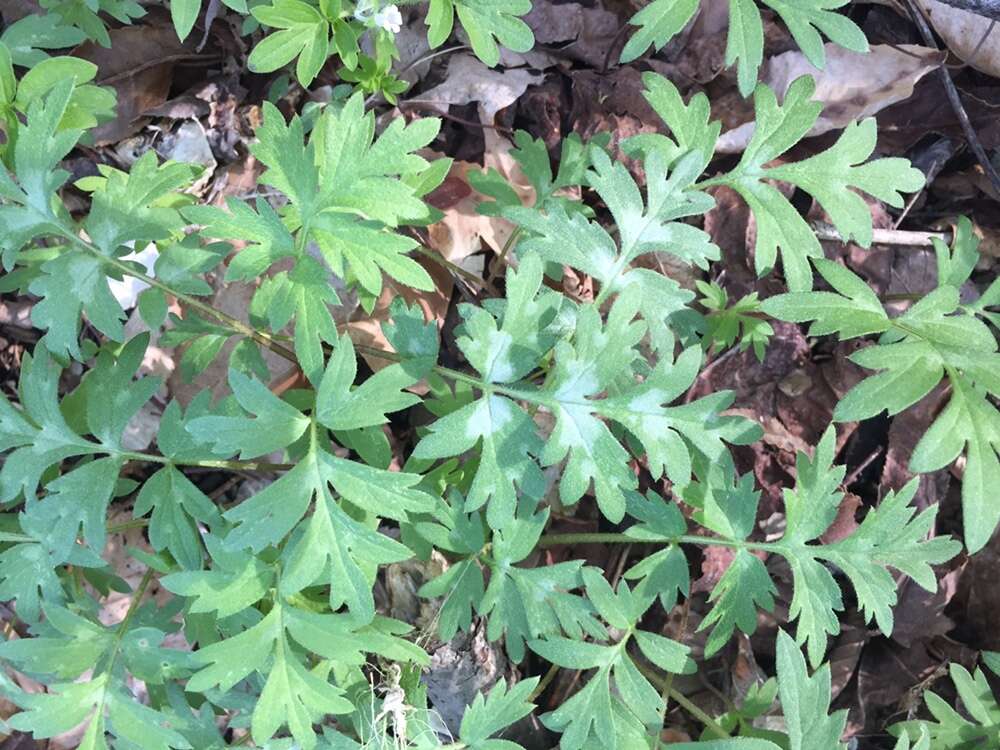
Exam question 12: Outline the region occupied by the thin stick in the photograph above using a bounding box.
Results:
[906,0,1000,196]
[811,221,950,247]
[397,102,514,135]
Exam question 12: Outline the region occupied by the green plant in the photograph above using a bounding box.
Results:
[0,2,995,749]
[893,653,1000,748]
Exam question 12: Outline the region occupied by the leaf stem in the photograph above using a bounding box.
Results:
[120,451,294,472]
[530,661,561,701]
[57,228,298,363]
[96,567,155,677]
[666,686,731,740]
[636,662,731,740]
[537,532,784,554]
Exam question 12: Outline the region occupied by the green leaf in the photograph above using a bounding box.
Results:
[459,677,539,749]
[20,456,120,564]
[819,480,960,639]
[426,0,456,48]
[78,334,161,452]
[134,438,221,569]
[775,630,847,750]
[624,0,867,97]
[280,470,412,623]
[760,258,890,338]
[528,579,691,749]
[472,130,594,218]
[671,741,783,750]
[511,147,714,352]
[1,79,82,267]
[187,604,353,750]
[764,0,868,70]
[632,73,720,173]
[767,257,1000,551]
[419,557,485,641]
[436,0,534,67]
[893,664,1000,749]
[765,433,959,667]
[316,334,420,430]
[727,0,765,96]
[7,675,109,743]
[911,377,1000,553]
[171,0,200,41]
[184,198,295,282]
[8,669,192,750]
[161,535,273,618]
[250,100,320,217]
[0,16,87,67]
[634,629,692,673]
[711,77,923,290]
[696,281,774,360]
[0,542,67,624]
[249,0,330,86]
[244,95,439,299]
[0,346,96,502]
[414,255,558,527]
[30,154,195,359]
[187,369,310,459]
[620,0,699,64]
[699,549,776,657]
[0,606,111,679]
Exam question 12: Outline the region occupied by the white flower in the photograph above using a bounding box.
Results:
[373,4,402,33]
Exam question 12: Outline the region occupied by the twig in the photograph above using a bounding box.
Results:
[397,44,468,77]
[397,101,514,135]
[843,446,884,489]
[601,24,631,74]
[905,0,1000,197]
[811,221,950,247]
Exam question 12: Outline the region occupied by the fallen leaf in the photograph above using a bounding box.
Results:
[345,256,452,375]
[74,25,198,145]
[819,493,862,545]
[155,119,218,190]
[425,623,509,735]
[716,44,944,152]
[916,0,1000,77]
[523,1,618,68]
[409,54,542,123]
[425,130,534,263]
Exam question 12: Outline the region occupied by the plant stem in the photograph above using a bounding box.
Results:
[96,567,155,677]
[538,532,783,554]
[666,686,731,740]
[530,661,562,701]
[120,451,293,472]
[57,228,298,363]
[351,341,492,391]
[636,662,731,740]
[413,243,493,294]
[497,226,522,266]
[107,518,150,534]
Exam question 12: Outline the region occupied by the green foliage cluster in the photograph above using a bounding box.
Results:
[0,1,997,749]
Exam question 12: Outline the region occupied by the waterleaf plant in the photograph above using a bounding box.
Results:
[0,1,989,749]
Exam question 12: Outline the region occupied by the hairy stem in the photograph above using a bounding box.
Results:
[637,662,731,740]
[57,228,298,363]
[538,532,783,554]
[121,451,294,472]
